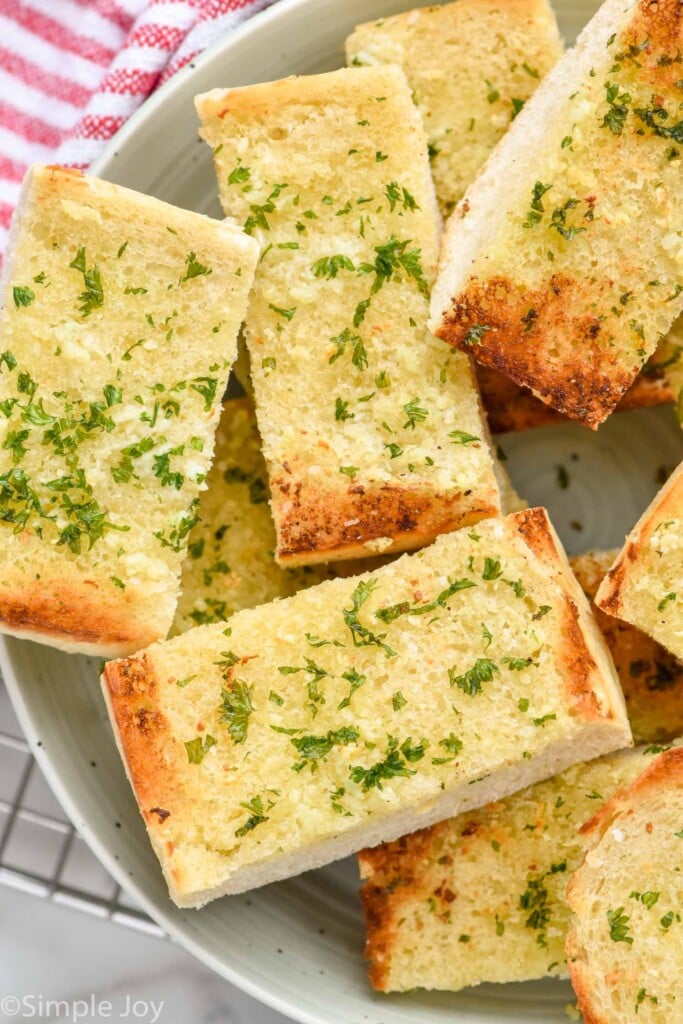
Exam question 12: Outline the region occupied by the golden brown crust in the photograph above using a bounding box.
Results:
[477,362,674,434]
[102,655,178,835]
[436,273,637,430]
[272,472,499,565]
[0,577,157,652]
[359,822,452,991]
[512,509,609,720]
[622,0,683,91]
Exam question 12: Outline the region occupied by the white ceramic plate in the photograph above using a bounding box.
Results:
[3,1,683,1021]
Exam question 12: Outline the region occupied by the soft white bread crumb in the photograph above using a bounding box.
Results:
[429,0,683,429]
[196,67,501,566]
[103,508,630,907]
[0,165,257,656]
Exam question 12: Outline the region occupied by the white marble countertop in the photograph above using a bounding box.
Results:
[0,886,293,1024]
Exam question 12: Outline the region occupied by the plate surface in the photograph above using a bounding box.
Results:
[3,1,683,1022]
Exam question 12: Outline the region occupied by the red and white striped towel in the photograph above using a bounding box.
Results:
[0,0,275,262]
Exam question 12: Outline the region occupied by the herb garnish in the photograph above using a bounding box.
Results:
[449,658,498,696]
[291,726,359,773]
[350,735,427,790]
[338,668,366,710]
[375,577,476,623]
[13,286,35,308]
[343,579,396,658]
[235,795,270,837]
[219,680,255,744]
[607,906,634,944]
[69,246,104,317]
[184,734,217,764]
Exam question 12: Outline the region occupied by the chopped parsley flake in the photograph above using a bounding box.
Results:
[383,181,419,212]
[69,246,104,317]
[375,577,476,623]
[328,327,368,371]
[449,658,498,696]
[482,557,503,581]
[338,668,366,710]
[184,734,217,764]
[350,735,427,791]
[228,164,251,185]
[334,397,354,422]
[449,430,480,445]
[311,254,355,279]
[268,302,297,321]
[462,323,491,346]
[431,733,463,765]
[13,286,35,308]
[402,397,428,429]
[392,691,407,710]
[291,726,359,773]
[235,795,270,838]
[219,680,255,745]
[343,579,396,658]
[602,81,632,136]
[607,906,633,944]
[523,182,552,228]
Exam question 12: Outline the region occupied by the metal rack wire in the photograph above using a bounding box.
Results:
[0,677,164,936]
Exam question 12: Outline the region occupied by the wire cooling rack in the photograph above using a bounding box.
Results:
[0,676,164,936]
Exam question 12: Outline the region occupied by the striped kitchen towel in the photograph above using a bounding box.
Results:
[0,0,274,261]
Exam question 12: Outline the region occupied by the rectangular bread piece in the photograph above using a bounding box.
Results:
[102,508,631,907]
[345,0,563,218]
[359,743,669,993]
[0,165,258,656]
[429,0,683,429]
[596,462,683,660]
[172,398,336,634]
[195,67,502,567]
[573,551,683,745]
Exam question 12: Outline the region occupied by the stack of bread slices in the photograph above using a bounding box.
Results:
[1,0,682,1020]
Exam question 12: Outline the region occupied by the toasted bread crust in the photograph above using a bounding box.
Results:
[0,577,158,656]
[437,273,635,430]
[513,509,614,720]
[102,655,178,842]
[272,471,499,565]
[359,822,446,990]
[624,0,683,90]
[477,361,674,434]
